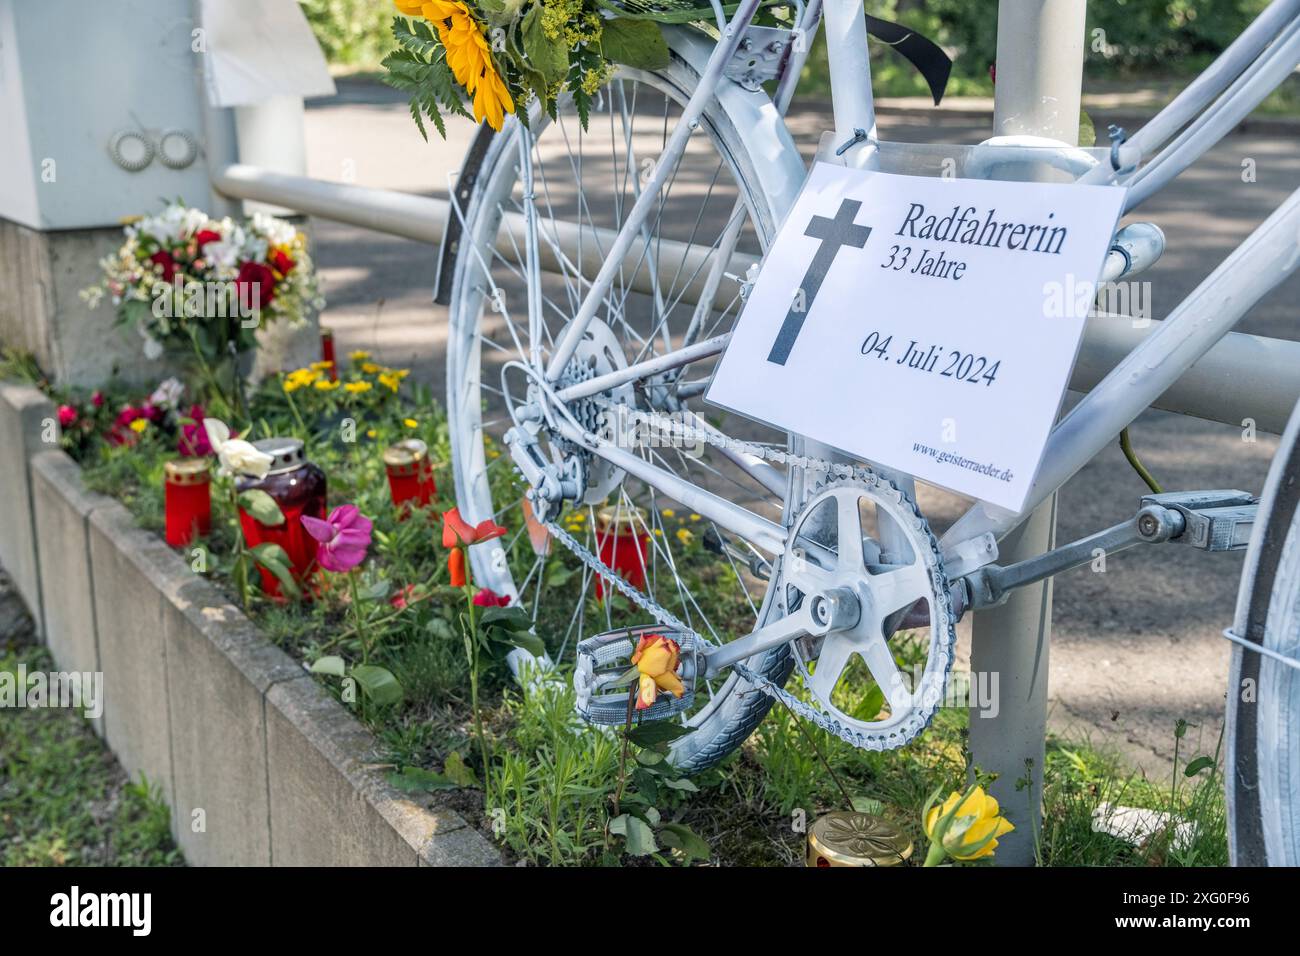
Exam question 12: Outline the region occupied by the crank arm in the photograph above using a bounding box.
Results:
[702,586,860,678]
[962,489,1256,611]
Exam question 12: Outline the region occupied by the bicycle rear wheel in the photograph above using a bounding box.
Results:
[1227,396,1300,865]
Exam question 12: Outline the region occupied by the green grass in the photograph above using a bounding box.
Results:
[0,639,183,867]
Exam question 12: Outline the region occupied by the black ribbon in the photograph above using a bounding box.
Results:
[865,14,952,106]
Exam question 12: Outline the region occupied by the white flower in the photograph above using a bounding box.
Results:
[251,212,296,247]
[138,325,164,360]
[205,225,247,272]
[149,377,185,410]
[203,418,274,479]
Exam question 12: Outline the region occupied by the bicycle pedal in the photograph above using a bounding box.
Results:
[574,625,698,725]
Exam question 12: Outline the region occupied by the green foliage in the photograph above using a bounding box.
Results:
[599,18,671,70]
[0,641,183,866]
[382,18,472,140]
[299,0,397,70]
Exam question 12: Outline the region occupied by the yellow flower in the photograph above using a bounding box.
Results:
[923,785,1014,863]
[284,367,319,390]
[344,380,372,394]
[631,634,685,710]
[689,513,701,522]
[378,372,401,392]
[349,350,371,362]
[421,0,515,131]
[652,528,663,537]
[361,362,381,374]
[662,508,675,518]
[393,0,424,14]
[366,428,378,439]
[129,418,149,434]
[404,418,418,428]
[472,69,514,132]
[675,528,693,546]
[314,379,341,391]
[310,360,334,372]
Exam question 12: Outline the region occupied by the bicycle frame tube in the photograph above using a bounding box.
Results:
[543,0,765,384]
[941,185,1300,552]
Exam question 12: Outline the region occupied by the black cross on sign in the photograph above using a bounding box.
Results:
[766,198,872,365]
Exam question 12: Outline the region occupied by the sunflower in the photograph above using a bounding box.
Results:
[412,0,515,131]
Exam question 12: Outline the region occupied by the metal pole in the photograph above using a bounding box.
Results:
[968,0,1085,866]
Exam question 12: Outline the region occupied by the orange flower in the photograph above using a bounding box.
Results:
[441,506,507,547]
[631,634,685,710]
[448,547,467,587]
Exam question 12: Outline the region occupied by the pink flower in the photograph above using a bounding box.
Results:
[91,391,105,408]
[301,504,373,573]
[472,588,511,608]
[57,405,77,428]
[178,404,212,457]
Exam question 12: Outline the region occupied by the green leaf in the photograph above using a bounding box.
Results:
[635,749,666,768]
[359,579,391,602]
[658,822,710,861]
[599,19,670,70]
[310,655,347,677]
[250,542,301,599]
[351,664,404,706]
[851,795,884,814]
[479,605,532,632]
[238,489,284,526]
[443,750,479,787]
[521,5,569,85]
[851,684,886,721]
[386,766,458,792]
[608,813,657,856]
[626,722,692,747]
[544,562,576,587]
[661,776,699,793]
[1184,755,1215,777]
[491,629,546,659]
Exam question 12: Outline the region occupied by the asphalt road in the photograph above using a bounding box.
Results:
[303,80,1300,775]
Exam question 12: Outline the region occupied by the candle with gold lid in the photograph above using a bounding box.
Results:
[383,438,436,516]
[806,811,913,867]
[164,457,211,547]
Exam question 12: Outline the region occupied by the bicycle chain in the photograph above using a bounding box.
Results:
[541,401,958,752]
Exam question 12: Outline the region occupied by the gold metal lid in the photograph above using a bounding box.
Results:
[383,438,431,478]
[164,457,211,485]
[596,504,647,532]
[806,811,913,867]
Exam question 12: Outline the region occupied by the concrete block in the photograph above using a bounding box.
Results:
[30,450,111,681]
[0,380,56,634]
[266,676,498,866]
[87,501,177,805]
[159,572,302,866]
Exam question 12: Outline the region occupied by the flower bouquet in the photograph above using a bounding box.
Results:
[83,202,325,416]
[382,0,673,134]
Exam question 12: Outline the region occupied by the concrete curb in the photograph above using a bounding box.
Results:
[0,381,56,638]
[0,382,501,866]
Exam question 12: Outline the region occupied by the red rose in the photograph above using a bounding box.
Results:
[234,260,277,310]
[270,248,296,276]
[91,391,105,408]
[194,229,221,247]
[149,250,177,282]
[472,588,511,608]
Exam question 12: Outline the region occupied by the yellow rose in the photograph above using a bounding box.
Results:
[631,634,685,710]
[923,785,1014,863]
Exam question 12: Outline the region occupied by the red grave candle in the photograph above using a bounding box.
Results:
[164,457,211,547]
[595,505,649,600]
[320,328,338,381]
[235,438,327,598]
[383,439,436,517]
